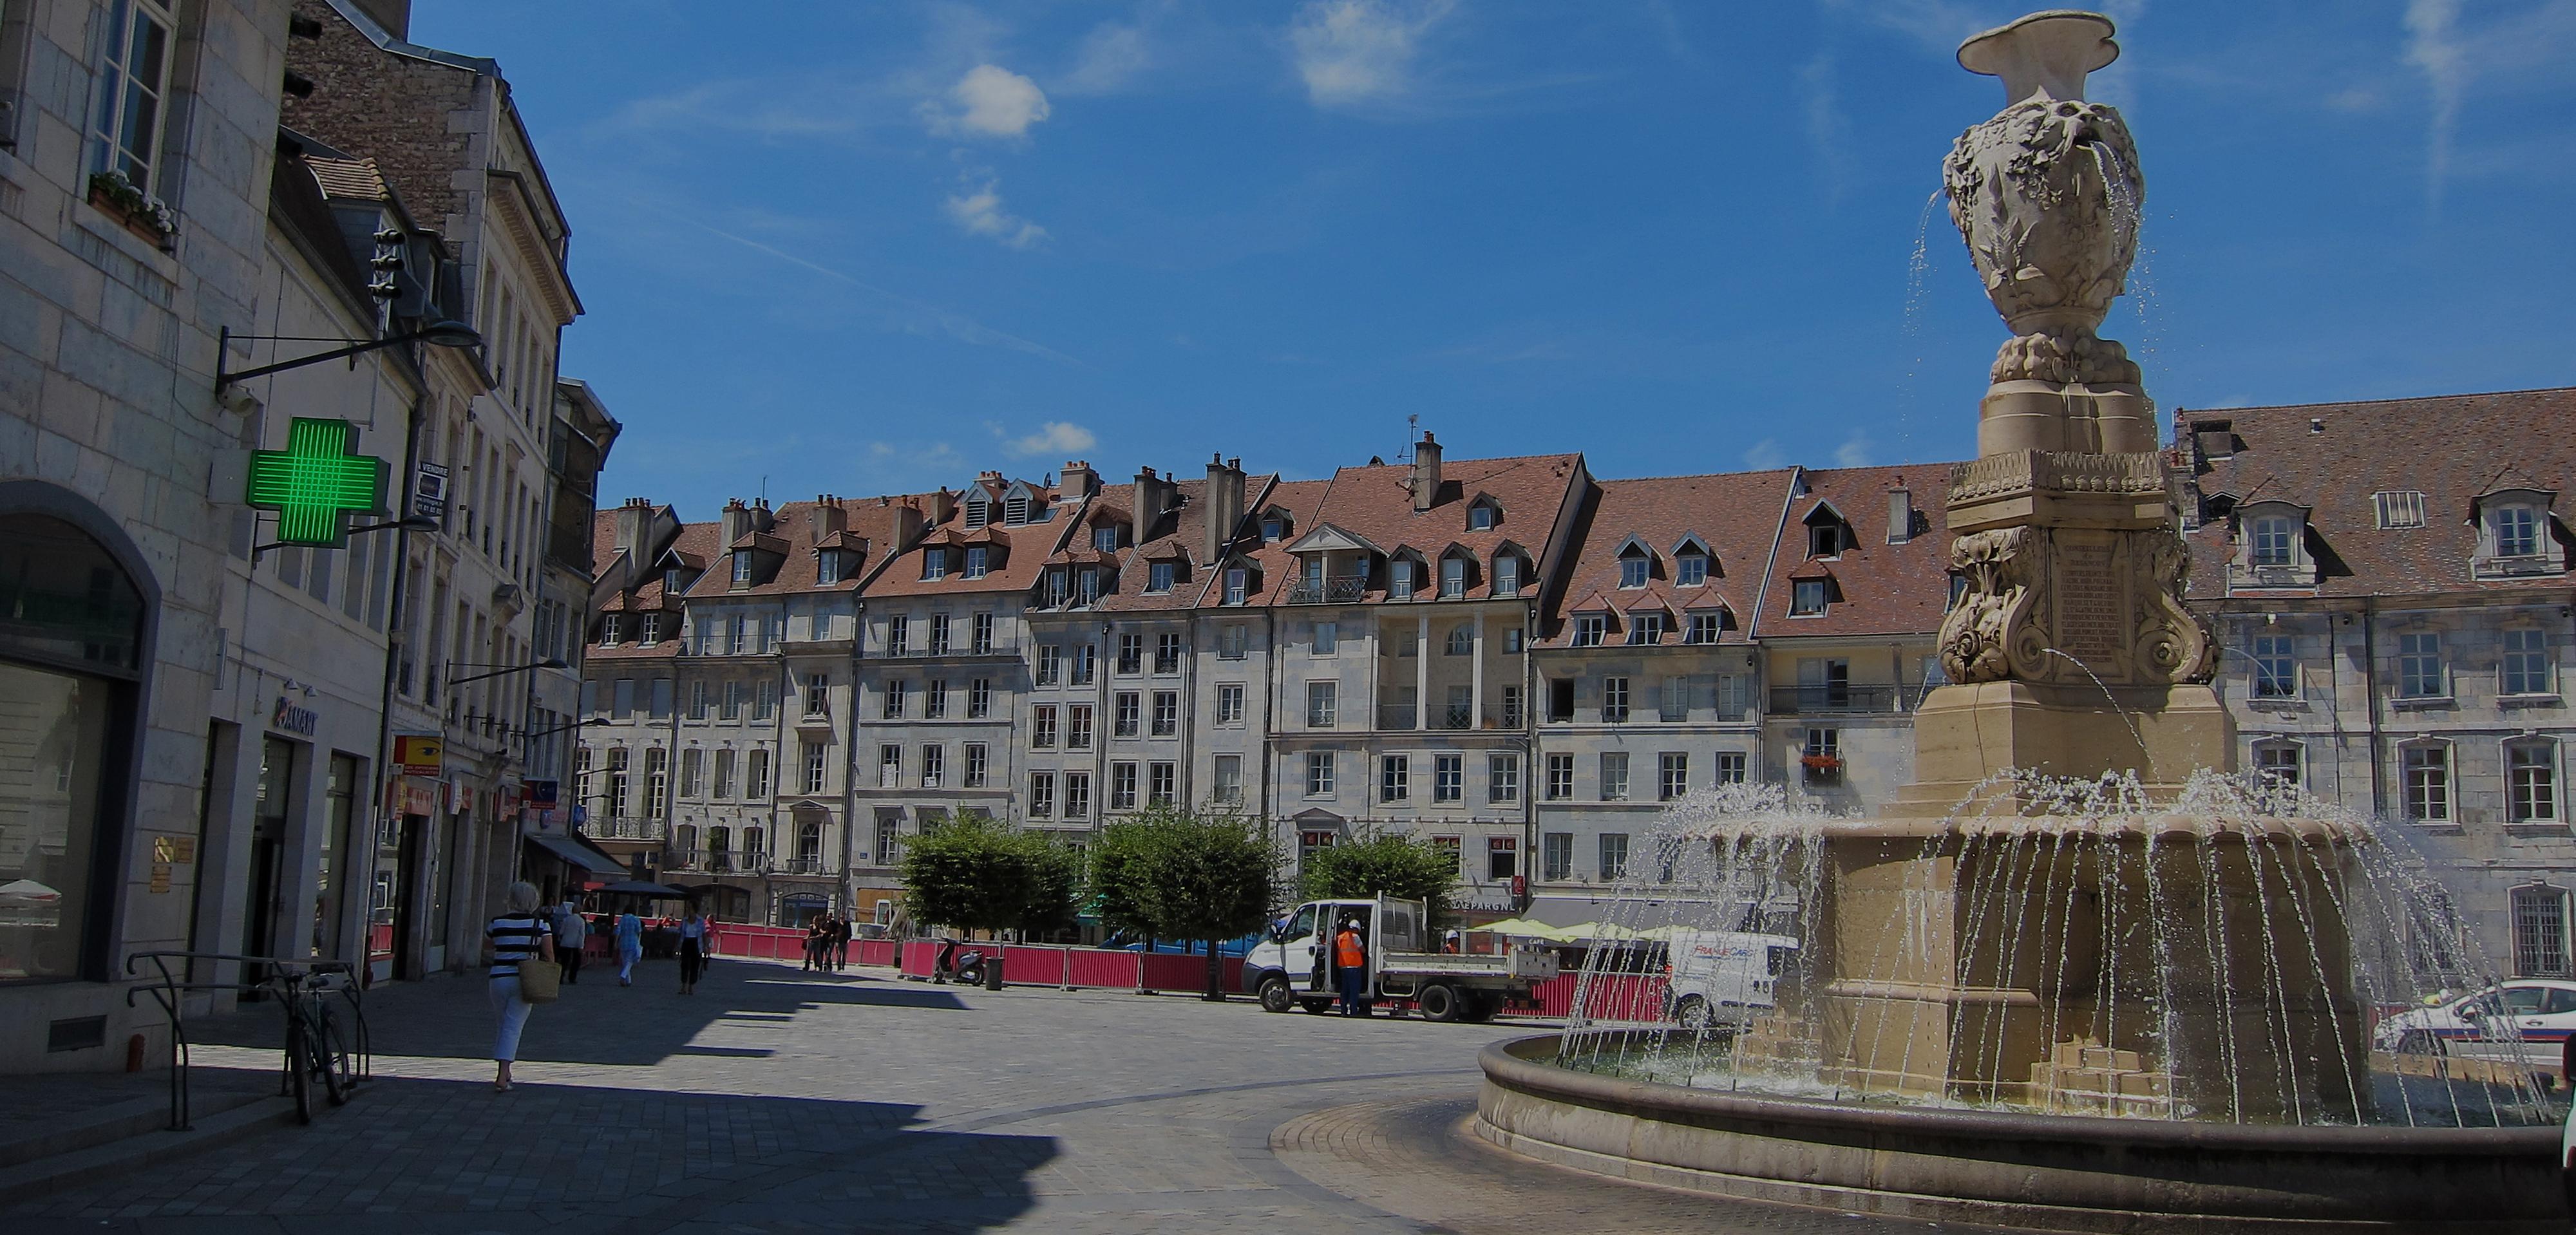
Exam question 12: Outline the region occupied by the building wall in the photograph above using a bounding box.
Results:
[0,0,292,1072]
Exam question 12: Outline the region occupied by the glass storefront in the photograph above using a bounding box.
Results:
[0,513,144,984]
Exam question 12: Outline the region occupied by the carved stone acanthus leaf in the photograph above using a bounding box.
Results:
[1946,95,2143,384]
[1938,527,2040,684]
[2133,528,2215,684]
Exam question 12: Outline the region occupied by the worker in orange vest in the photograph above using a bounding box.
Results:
[1333,917,1370,1017]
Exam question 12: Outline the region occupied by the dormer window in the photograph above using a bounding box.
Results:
[964,546,989,578]
[1092,525,1119,552]
[1005,494,1032,525]
[921,549,947,581]
[1492,554,1522,598]
[1224,567,1249,605]
[1573,614,1607,647]
[663,568,683,594]
[1389,557,1416,600]
[2250,516,2297,567]
[1148,561,1176,593]
[732,551,753,585]
[1808,523,1841,559]
[600,614,622,645]
[1439,554,1467,598]
[1685,611,1723,644]
[1627,610,1665,645]
[1079,568,1104,605]
[1467,499,1499,531]
[1675,551,1707,587]
[1043,567,1069,607]
[817,552,842,585]
[1618,547,1649,589]
[2230,500,2317,589]
[965,497,992,529]
[1791,579,1829,616]
[1262,516,1283,541]
[2496,506,2541,558]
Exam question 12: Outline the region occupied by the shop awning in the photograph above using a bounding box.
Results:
[597,880,691,899]
[526,832,625,876]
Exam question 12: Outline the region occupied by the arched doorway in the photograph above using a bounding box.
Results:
[0,506,151,983]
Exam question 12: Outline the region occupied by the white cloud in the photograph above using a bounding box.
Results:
[2405,0,2465,214]
[929,64,1052,138]
[945,176,1048,249]
[1288,0,1455,106]
[1063,22,1151,94]
[1798,53,1850,204]
[1741,438,1787,470]
[1005,422,1097,458]
[1833,429,1873,469]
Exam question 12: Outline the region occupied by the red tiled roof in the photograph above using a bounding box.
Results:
[1540,469,1795,646]
[1200,478,1331,611]
[2179,388,2576,599]
[1753,464,1953,639]
[870,484,1068,598]
[1251,452,1586,605]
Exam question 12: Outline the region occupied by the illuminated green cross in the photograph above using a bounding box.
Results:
[247,417,388,548]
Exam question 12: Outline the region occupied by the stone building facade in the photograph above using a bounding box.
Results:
[2180,390,2576,979]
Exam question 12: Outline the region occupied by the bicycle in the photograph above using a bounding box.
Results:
[265,964,359,1124]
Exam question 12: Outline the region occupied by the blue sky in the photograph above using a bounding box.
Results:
[409,1,2576,513]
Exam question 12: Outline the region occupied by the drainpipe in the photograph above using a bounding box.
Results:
[2361,596,2385,820]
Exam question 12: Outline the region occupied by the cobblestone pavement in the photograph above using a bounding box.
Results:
[6,955,1943,1232]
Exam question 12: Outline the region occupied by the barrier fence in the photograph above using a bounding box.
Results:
[704,924,1660,1022]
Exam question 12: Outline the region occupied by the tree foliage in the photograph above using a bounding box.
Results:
[1090,804,1280,997]
[899,812,1079,938]
[1299,829,1459,926]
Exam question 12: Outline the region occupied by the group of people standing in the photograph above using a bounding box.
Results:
[802,913,853,972]
[482,883,717,1092]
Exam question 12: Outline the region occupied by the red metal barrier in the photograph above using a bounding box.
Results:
[1522,972,1668,1021]
[853,939,896,968]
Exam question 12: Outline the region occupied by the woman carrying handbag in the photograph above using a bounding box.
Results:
[484,881,558,1093]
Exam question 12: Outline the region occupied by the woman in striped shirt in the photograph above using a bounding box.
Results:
[484,881,556,1093]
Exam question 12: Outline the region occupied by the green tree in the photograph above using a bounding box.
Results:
[1090,804,1280,1000]
[899,813,1078,940]
[1300,829,1459,926]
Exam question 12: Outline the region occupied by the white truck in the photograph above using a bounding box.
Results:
[1662,928,1799,1030]
[1242,895,1560,1023]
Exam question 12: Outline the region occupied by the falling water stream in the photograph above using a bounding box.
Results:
[1556,772,2561,1128]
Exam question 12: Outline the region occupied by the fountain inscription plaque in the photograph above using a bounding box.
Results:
[2052,536,2126,676]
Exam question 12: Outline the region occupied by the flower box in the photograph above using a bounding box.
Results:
[86,171,176,251]
[1799,753,1842,772]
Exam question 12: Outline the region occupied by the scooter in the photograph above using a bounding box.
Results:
[933,938,987,985]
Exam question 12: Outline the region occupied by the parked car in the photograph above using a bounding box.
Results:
[2372,978,2576,1067]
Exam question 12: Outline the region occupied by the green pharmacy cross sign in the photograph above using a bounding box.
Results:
[247,417,389,548]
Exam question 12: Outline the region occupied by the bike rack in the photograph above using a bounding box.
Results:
[124,951,369,1132]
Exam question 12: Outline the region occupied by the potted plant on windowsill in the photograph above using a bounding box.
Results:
[1799,753,1843,784]
[86,169,177,251]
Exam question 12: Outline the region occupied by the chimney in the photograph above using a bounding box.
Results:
[1132,467,1168,548]
[813,495,846,543]
[925,487,956,526]
[614,497,652,572]
[748,498,775,533]
[1887,485,1913,545]
[1062,460,1099,499]
[1410,431,1443,513]
[1204,453,1245,567]
[889,497,925,549]
[719,498,752,546]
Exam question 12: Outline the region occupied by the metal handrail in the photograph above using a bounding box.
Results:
[124,950,368,1132]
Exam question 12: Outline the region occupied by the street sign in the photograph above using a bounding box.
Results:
[246,418,389,547]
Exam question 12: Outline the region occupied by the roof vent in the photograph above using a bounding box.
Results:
[2309,418,2325,434]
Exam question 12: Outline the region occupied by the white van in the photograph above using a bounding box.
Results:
[1663,929,1799,1030]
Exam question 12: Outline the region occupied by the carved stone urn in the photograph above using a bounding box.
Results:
[1889,10,2228,816]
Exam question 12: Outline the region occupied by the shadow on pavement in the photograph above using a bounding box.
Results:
[5,1075,1056,1232]
[185,957,970,1068]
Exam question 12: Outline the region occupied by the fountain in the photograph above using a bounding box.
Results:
[1472,12,2566,1230]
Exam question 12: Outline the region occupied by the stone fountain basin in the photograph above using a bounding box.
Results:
[1477,1033,2563,1233]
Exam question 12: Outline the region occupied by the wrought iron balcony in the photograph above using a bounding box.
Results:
[1766,685,1924,715]
[1287,574,1369,605]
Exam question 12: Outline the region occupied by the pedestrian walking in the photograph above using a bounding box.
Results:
[677,907,710,994]
[831,913,853,970]
[484,881,556,1093]
[1334,917,1370,1017]
[555,900,589,985]
[613,909,643,985]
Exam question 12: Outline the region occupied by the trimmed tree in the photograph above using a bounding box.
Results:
[899,813,1079,943]
[1091,804,1280,1000]
[1300,828,1459,927]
